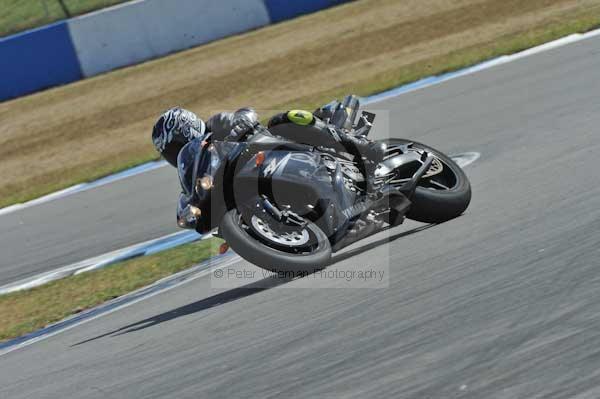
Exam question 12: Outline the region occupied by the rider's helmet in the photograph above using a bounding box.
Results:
[152,107,206,167]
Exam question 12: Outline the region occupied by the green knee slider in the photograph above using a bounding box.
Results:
[287,110,314,126]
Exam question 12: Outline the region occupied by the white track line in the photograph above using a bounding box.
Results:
[0,230,206,295]
[362,29,600,104]
[452,152,480,169]
[0,253,241,357]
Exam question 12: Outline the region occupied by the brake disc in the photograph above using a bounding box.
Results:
[423,156,443,178]
[250,215,310,247]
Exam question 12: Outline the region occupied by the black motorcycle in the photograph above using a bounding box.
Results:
[176,97,471,272]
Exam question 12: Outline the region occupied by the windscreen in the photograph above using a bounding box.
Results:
[177,140,200,196]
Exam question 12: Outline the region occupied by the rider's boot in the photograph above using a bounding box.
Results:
[338,132,386,198]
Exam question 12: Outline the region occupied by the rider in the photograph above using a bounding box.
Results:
[151,102,385,195]
[151,107,258,167]
[151,107,206,167]
[267,106,385,197]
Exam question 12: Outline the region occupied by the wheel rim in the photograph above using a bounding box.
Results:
[250,215,310,247]
[420,155,458,191]
[423,157,443,179]
[384,145,459,191]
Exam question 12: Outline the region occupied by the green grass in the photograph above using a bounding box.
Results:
[0,237,222,342]
[0,0,130,37]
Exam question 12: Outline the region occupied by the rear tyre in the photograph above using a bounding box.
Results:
[220,209,332,274]
[383,139,472,223]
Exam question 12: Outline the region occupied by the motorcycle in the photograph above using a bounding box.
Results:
[176,96,471,272]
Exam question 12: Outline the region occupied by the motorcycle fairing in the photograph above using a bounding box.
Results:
[233,147,361,242]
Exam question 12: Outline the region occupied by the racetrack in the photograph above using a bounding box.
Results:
[0,166,180,285]
[1,35,600,398]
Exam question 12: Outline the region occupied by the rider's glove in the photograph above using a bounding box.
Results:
[228,108,259,139]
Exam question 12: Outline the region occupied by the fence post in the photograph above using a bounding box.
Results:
[57,0,72,18]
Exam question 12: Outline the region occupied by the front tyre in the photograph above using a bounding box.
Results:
[219,209,332,273]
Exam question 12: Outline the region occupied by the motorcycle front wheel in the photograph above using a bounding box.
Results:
[219,209,332,274]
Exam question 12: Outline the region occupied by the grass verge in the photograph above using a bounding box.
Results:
[0,0,130,38]
[0,237,221,342]
[1,0,600,208]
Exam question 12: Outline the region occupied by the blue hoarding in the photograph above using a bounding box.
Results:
[263,0,351,23]
[0,22,81,101]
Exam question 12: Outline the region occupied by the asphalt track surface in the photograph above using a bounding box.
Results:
[2,37,600,398]
[0,165,181,285]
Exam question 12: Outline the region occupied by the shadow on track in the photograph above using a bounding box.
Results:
[328,223,433,265]
[73,223,433,346]
[71,275,293,346]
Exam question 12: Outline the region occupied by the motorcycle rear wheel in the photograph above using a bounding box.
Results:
[383,139,472,223]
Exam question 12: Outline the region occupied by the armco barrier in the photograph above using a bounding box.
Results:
[68,0,272,77]
[0,21,82,100]
[0,0,352,102]
[263,0,350,23]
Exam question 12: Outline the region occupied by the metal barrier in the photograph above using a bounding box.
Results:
[0,0,353,102]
